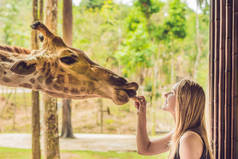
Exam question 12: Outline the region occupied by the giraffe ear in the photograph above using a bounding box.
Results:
[10,61,36,75]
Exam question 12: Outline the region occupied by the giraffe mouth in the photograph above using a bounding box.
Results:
[119,82,138,98]
[107,73,138,97]
[108,74,139,105]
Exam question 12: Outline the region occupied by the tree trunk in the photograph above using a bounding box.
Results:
[32,91,41,159]
[61,0,74,138]
[31,0,41,158]
[193,5,202,80]
[43,0,60,158]
[39,0,44,21]
[61,99,74,138]
[43,96,60,159]
[62,0,72,46]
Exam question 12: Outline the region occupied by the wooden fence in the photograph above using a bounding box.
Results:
[209,0,238,158]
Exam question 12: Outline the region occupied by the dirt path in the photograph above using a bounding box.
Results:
[0,133,139,152]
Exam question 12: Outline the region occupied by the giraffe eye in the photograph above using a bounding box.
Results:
[60,55,78,65]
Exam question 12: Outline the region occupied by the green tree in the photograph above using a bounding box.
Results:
[43,0,60,158]
[31,0,42,158]
[134,0,161,19]
[115,9,155,78]
[80,0,105,10]
[61,0,74,138]
[0,0,31,47]
[155,0,187,83]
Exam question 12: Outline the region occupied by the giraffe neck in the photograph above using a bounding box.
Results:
[0,45,31,55]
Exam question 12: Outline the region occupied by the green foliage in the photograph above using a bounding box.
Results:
[115,8,155,77]
[80,0,105,10]
[156,0,187,41]
[73,0,129,68]
[0,0,31,47]
[134,0,162,18]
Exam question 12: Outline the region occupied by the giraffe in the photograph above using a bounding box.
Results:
[0,22,138,105]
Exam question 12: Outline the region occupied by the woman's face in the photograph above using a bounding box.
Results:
[163,84,177,115]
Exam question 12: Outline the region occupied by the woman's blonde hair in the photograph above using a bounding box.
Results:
[169,79,213,159]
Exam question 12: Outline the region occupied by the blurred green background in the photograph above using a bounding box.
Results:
[0,0,209,158]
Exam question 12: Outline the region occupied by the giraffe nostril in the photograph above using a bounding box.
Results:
[108,75,127,86]
[124,89,136,98]
[10,61,36,75]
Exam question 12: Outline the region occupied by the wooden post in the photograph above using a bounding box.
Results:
[224,0,232,158]
[213,1,220,157]
[209,0,238,158]
[218,0,225,158]
[232,0,238,157]
[209,0,215,151]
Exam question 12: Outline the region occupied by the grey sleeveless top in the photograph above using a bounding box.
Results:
[174,129,211,159]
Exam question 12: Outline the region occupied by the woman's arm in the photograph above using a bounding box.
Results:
[135,96,173,155]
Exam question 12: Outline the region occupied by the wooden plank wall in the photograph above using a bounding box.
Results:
[209,0,238,158]
[232,0,238,157]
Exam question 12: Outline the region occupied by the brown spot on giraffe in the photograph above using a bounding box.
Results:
[37,76,44,83]
[0,55,14,63]
[63,87,69,93]
[45,75,54,85]
[2,77,11,83]
[71,88,79,94]
[53,84,62,91]
[19,83,32,89]
[30,78,35,84]
[56,74,65,84]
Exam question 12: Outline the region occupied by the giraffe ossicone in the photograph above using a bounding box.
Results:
[0,22,139,105]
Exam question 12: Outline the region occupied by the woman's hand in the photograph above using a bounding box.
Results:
[134,96,147,114]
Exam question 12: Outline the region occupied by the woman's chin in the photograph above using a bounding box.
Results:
[162,104,169,111]
[162,105,174,114]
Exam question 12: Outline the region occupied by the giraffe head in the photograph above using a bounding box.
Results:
[1,21,138,105]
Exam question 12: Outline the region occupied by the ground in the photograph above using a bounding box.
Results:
[0,91,174,134]
[0,133,138,151]
[0,90,172,159]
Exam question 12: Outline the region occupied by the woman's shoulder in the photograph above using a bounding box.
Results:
[180,130,204,144]
[179,131,204,159]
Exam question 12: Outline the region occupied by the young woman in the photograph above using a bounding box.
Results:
[134,79,213,159]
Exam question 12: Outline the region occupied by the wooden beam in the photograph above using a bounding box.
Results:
[224,0,232,158]
[213,0,220,157]
[232,0,238,157]
[209,0,215,151]
[218,0,225,158]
